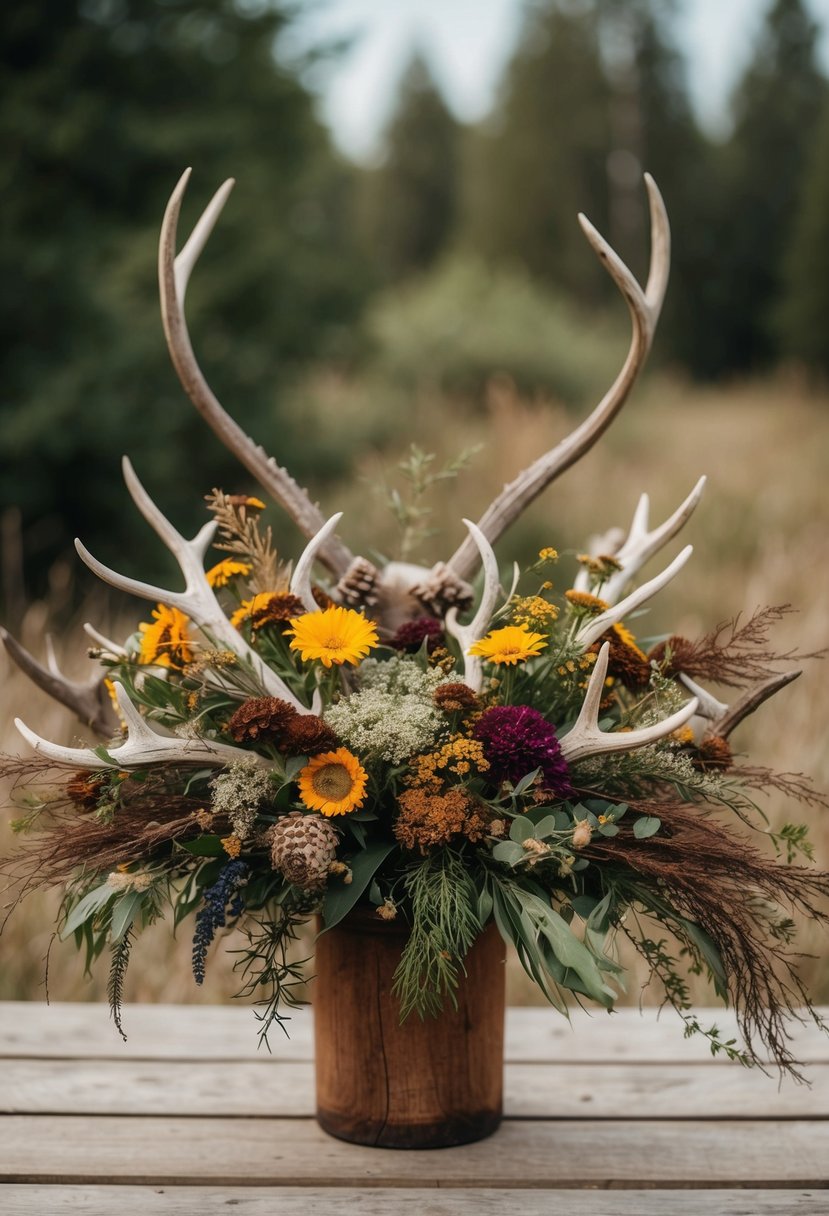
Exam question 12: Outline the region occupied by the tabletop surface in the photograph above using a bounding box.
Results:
[0,1000,827,1214]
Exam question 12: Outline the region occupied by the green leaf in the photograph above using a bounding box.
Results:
[633,816,661,839]
[533,815,559,840]
[597,822,619,837]
[283,756,306,783]
[110,890,145,943]
[178,835,224,857]
[571,894,599,920]
[61,883,115,940]
[476,886,494,925]
[509,816,535,844]
[92,745,118,766]
[321,842,397,930]
[492,840,525,866]
[511,768,541,797]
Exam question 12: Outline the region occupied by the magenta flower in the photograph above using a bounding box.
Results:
[473,704,573,798]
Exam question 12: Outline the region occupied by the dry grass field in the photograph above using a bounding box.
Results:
[2,370,828,1023]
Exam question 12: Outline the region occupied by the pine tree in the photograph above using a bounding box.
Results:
[775,93,829,374]
[358,55,460,282]
[461,1,612,303]
[713,0,826,373]
[0,1,367,590]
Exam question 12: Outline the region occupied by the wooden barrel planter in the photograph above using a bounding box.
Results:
[314,910,506,1149]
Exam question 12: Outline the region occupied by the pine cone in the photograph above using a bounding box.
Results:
[228,697,298,743]
[336,557,379,607]
[267,812,340,889]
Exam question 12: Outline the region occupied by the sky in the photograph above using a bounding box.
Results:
[282,0,829,164]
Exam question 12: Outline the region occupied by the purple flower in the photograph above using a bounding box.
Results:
[390,616,445,654]
[473,705,573,798]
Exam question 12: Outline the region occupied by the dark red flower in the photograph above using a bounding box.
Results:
[390,617,445,654]
[473,705,573,798]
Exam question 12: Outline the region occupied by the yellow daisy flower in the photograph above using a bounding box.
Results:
[138,604,193,669]
[206,558,251,588]
[298,748,368,816]
[468,624,547,665]
[287,606,378,668]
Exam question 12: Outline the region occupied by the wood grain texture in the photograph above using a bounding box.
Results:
[1,1116,827,1187]
[314,914,505,1147]
[0,1187,826,1215]
[3,1058,827,1119]
[2,1002,827,1064]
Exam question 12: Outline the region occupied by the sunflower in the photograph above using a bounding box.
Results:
[138,604,193,669]
[206,558,251,588]
[468,624,547,666]
[287,606,378,668]
[298,748,368,816]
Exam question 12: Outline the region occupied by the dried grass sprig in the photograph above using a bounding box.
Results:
[651,605,824,688]
[586,802,829,1077]
[205,489,285,593]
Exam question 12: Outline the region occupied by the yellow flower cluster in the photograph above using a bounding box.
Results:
[469,624,547,665]
[407,736,490,792]
[510,595,560,629]
[564,589,610,614]
[206,558,252,588]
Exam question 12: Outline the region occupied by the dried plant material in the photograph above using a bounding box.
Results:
[649,606,824,688]
[205,488,286,593]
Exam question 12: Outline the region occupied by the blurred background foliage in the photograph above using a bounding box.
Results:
[1,0,828,605]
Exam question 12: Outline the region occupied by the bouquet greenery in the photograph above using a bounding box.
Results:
[3,170,828,1080]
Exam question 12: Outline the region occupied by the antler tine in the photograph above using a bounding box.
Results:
[15,681,264,770]
[159,169,354,578]
[714,670,802,740]
[445,519,502,692]
[559,642,698,764]
[1,626,117,738]
[83,622,128,657]
[677,673,729,721]
[576,544,693,650]
[75,460,315,712]
[575,476,706,604]
[291,513,343,612]
[447,174,670,582]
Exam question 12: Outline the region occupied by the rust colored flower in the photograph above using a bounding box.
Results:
[691,735,734,772]
[648,635,698,677]
[280,714,341,757]
[433,682,480,714]
[227,697,298,743]
[231,592,306,634]
[590,623,651,690]
[394,787,489,853]
[564,590,610,614]
[66,770,104,809]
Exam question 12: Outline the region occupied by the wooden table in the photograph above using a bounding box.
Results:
[0,1001,827,1213]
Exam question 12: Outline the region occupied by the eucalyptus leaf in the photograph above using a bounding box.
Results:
[511,768,542,797]
[509,816,535,844]
[633,816,662,839]
[60,883,116,940]
[533,815,559,840]
[492,840,525,866]
[477,887,493,925]
[110,890,145,943]
[179,835,224,857]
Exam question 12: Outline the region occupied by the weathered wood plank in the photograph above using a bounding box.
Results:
[1,1117,826,1187]
[0,1187,825,1215]
[3,1058,827,1119]
[2,1002,827,1064]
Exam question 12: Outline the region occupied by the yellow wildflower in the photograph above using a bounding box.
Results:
[298,748,368,816]
[468,625,547,666]
[206,558,251,588]
[138,604,193,669]
[287,606,378,668]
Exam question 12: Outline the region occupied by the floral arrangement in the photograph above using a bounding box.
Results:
[3,170,828,1080]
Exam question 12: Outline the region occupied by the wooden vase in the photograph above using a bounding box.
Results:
[313,909,506,1149]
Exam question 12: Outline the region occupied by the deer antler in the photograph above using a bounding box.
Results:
[447,174,670,582]
[159,169,354,578]
[574,476,706,605]
[74,457,317,713]
[574,545,693,650]
[679,670,802,740]
[15,681,263,770]
[559,642,698,764]
[1,627,117,738]
[444,520,503,692]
